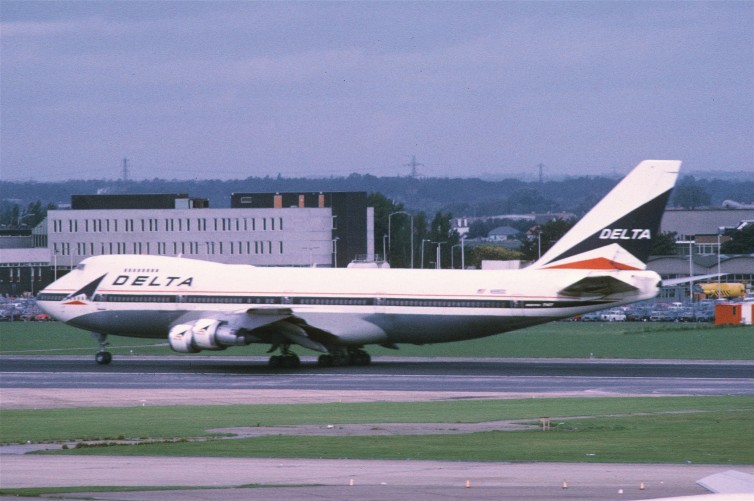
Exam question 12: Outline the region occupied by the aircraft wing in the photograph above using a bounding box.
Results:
[558,275,639,298]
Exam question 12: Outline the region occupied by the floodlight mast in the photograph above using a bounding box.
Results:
[676,240,695,301]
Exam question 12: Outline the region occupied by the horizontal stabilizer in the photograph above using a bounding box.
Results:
[663,273,729,286]
[559,275,639,298]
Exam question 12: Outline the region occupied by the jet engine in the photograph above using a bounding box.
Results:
[168,319,248,353]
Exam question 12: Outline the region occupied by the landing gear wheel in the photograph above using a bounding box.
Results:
[268,351,301,369]
[349,349,371,366]
[91,332,111,365]
[95,351,112,365]
[281,353,300,368]
[317,354,333,367]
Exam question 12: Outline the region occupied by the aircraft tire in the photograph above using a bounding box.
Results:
[349,350,371,366]
[95,351,112,365]
[317,354,333,367]
[281,354,300,368]
[268,355,282,368]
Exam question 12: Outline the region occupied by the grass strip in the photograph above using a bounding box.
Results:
[4,397,753,464]
[38,410,754,464]
[0,484,305,497]
[1,321,752,359]
[3,396,752,443]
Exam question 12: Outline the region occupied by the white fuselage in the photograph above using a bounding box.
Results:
[38,254,660,347]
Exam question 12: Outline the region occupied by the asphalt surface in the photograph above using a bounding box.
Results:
[2,356,753,500]
[3,457,744,501]
[2,356,753,395]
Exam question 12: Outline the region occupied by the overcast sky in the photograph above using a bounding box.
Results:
[1,1,752,181]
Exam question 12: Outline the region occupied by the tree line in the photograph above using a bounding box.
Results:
[3,174,753,263]
[2,173,751,217]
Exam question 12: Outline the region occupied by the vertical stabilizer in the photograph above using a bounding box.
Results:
[530,160,681,270]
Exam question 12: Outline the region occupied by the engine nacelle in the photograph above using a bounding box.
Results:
[168,319,247,353]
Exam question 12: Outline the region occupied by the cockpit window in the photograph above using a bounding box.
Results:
[76,263,86,270]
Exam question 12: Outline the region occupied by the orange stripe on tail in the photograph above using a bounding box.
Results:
[544,257,641,270]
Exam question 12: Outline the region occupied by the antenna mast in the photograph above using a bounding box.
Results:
[121,158,130,182]
[405,155,423,177]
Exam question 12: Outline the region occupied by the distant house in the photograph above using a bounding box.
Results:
[487,226,519,241]
[451,217,470,237]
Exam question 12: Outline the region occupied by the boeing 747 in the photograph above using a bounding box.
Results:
[38,160,681,367]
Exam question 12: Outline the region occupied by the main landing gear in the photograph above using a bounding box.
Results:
[317,347,371,367]
[91,332,112,365]
[267,345,372,368]
[267,344,301,368]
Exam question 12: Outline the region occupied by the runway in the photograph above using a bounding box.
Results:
[1,356,753,396]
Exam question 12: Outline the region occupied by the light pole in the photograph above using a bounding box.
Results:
[388,211,414,268]
[433,241,447,269]
[382,234,388,263]
[332,237,339,268]
[676,240,694,302]
[461,236,465,269]
[420,239,431,269]
[717,227,724,298]
[451,244,461,269]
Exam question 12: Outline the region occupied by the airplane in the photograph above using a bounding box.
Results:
[37,159,681,368]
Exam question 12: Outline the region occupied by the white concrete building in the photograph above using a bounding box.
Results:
[46,207,339,268]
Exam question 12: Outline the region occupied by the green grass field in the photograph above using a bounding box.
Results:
[1,320,752,359]
[3,396,752,464]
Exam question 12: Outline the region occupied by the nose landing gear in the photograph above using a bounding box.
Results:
[91,332,112,365]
